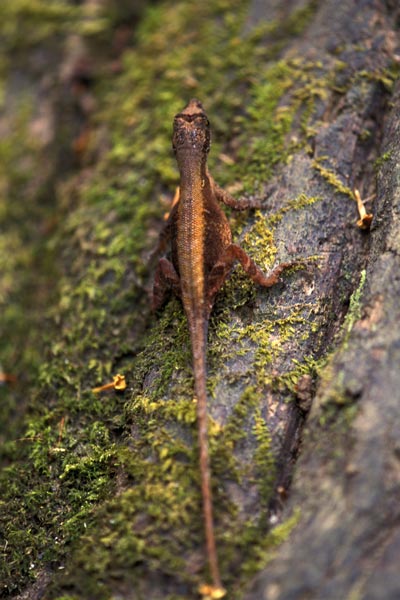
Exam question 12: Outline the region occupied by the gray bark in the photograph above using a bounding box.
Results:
[245,1,400,598]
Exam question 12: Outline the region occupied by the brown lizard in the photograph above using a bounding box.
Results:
[152,98,299,597]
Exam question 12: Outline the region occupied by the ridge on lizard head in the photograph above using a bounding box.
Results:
[173,98,211,156]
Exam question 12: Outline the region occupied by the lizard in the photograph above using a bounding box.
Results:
[152,98,300,597]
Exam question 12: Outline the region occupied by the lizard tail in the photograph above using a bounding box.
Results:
[190,319,223,593]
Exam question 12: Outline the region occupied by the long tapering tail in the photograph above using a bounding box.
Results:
[190,318,223,595]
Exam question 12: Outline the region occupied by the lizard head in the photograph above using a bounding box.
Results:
[173,98,211,157]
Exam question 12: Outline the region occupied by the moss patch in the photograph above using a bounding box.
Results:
[312,158,355,198]
[0,0,110,54]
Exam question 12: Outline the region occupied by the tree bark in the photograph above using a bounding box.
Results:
[1,0,399,599]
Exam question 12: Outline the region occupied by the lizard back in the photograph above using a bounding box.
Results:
[172,99,232,319]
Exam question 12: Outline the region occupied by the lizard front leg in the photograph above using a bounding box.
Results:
[212,176,263,210]
[152,257,180,312]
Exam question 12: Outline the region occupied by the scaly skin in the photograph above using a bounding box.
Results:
[152,99,298,596]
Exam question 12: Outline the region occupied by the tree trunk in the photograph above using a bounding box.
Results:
[1,1,399,599]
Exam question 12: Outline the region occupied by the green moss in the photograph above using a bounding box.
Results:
[312,158,355,199]
[253,409,275,504]
[214,300,314,393]
[220,385,260,447]
[266,193,323,227]
[276,355,326,396]
[318,386,359,428]
[239,508,301,581]
[315,355,360,432]
[306,270,367,431]
[226,53,353,194]
[0,0,113,53]
[0,95,59,434]
[374,150,393,171]
[340,269,366,350]
[358,64,400,92]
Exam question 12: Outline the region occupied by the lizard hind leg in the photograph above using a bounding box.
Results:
[151,257,181,312]
[227,243,299,288]
[206,243,299,304]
